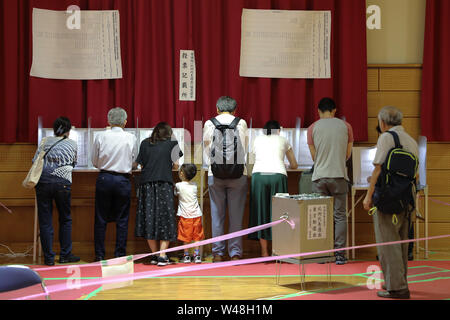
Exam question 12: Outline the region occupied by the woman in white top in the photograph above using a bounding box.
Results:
[248,121,298,257]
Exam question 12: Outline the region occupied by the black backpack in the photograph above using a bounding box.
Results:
[373,131,419,215]
[210,117,245,180]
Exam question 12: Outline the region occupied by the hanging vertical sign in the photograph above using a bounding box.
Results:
[179,50,196,101]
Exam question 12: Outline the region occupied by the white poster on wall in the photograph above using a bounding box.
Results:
[240,9,331,79]
[179,50,196,101]
[30,8,123,80]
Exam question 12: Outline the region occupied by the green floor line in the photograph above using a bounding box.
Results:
[82,287,103,300]
[268,276,450,300]
[267,282,369,300]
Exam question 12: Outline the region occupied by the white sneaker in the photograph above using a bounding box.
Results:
[182,255,191,264]
[194,255,202,264]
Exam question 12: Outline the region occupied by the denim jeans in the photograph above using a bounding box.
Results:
[208,175,248,258]
[35,182,73,262]
[94,172,131,259]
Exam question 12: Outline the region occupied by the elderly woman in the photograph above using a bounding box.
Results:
[248,120,298,257]
[34,117,80,266]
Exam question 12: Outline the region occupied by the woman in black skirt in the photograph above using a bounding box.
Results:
[134,122,183,266]
[248,121,298,257]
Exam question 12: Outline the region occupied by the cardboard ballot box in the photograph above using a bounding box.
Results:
[272,194,334,263]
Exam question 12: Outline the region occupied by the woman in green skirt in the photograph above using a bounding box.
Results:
[248,121,298,257]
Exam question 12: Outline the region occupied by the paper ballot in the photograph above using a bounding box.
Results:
[31,8,122,80]
[240,9,331,79]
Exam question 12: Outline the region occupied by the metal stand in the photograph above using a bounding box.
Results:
[275,256,334,290]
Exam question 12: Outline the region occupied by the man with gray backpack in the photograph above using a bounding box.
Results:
[363,106,419,299]
[203,96,248,262]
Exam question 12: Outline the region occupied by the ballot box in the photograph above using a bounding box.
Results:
[272,194,335,263]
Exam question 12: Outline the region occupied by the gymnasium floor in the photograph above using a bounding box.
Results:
[1,251,449,300]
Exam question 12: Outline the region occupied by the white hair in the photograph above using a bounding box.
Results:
[107,108,128,126]
[378,106,403,126]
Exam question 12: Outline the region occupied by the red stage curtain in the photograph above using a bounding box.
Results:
[0,0,367,143]
[421,0,450,142]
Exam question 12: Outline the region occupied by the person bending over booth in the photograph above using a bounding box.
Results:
[248,120,298,258]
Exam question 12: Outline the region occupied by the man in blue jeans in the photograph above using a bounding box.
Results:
[91,108,137,262]
[203,96,249,262]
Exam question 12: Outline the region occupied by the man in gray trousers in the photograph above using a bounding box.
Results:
[203,96,248,262]
[363,106,418,299]
[307,98,354,265]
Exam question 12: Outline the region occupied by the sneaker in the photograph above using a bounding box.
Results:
[182,255,191,264]
[335,255,347,265]
[194,255,202,264]
[143,255,158,265]
[213,255,223,263]
[157,256,170,267]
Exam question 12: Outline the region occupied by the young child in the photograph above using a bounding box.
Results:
[175,164,204,264]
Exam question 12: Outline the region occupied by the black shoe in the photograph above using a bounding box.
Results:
[59,254,81,264]
[335,255,347,265]
[94,256,105,262]
[44,259,55,266]
[408,253,414,261]
[157,256,170,267]
[377,289,410,299]
[143,255,158,265]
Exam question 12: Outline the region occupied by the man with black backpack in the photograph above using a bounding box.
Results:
[203,96,248,262]
[363,106,419,299]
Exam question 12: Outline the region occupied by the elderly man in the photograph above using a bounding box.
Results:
[307,97,354,265]
[203,96,248,262]
[363,106,418,299]
[91,108,137,262]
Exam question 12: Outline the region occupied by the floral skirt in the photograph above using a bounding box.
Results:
[135,182,177,241]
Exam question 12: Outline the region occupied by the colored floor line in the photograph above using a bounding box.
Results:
[268,275,450,301]
[38,264,449,300]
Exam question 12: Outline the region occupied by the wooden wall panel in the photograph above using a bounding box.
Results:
[427,144,450,170]
[367,68,379,91]
[427,171,450,196]
[367,91,421,118]
[379,68,422,91]
[0,144,36,172]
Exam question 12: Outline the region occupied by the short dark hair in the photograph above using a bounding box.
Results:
[318,98,336,113]
[150,122,173,144]
[53,117,72,137]
[180,164,197,181]
[263,120,281,136]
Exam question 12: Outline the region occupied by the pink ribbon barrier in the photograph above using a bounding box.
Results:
[16,233,450,300]
[33,217,295,272]
[0,201,12,214]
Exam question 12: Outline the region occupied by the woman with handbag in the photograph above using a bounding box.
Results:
[32,117,80,266]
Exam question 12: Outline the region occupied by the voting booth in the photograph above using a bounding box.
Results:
[33,121,187,262]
